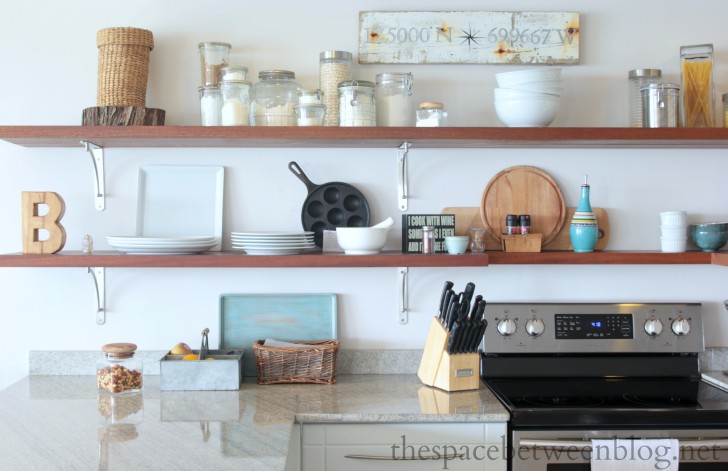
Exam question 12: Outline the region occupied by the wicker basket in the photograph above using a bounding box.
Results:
[96,27,154,107]
[252,340,339,385]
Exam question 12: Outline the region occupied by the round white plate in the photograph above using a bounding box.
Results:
[230,231,314,237]
[108,236,217,244]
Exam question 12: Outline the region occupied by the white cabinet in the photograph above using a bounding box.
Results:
[301,423,507,471]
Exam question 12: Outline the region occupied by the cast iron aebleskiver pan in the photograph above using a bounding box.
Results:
[288,161,371,247]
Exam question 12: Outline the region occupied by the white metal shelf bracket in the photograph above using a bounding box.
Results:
[398,267,408,324]
[397,142,411,211]
[80,140,106,211]
[88,267,106,325]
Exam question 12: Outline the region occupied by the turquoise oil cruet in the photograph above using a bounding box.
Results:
[569,175,599,252]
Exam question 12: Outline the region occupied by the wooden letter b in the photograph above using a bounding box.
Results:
[21,192,66,254]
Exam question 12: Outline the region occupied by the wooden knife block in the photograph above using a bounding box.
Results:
[418,317,480,392]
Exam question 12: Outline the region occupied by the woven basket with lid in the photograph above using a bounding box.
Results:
[96,27,154,107]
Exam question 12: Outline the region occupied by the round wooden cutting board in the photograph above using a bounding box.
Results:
[480,166,566,245]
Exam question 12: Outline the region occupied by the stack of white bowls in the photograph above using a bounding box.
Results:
[494,68,563,127]
[660,211,688,252]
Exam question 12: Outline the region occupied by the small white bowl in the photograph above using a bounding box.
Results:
[660,225,687,238]
[660,211,687,226]
[444,236,470,254]
[501,83,563,96]
[494,97,560,127]
[660,236,687,253]
[495,68,562,87]
[336,226,390,255]
[494,88,560,100]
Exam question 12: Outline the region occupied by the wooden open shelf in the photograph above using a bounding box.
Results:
[3,126,728,149]
[0,250,721,268]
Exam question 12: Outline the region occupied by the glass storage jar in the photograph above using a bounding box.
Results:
[319,51,353,126]
[376,72,414,126]
[97,343,143,394]
[298,89,324,105]
[198,42,231,86]
[627,69,661,127]
[680,44,715,128]
[338,80,376,127]
[249,70,301,126]
[198,86,222,126]
[220,66,247,82]
[416,101,447,127]
[220,80,251,126]
[294,104,326,126]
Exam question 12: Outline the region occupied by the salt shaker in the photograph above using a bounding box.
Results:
[422,226,436,254]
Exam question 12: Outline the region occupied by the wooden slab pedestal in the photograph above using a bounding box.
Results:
[82,106,165,126]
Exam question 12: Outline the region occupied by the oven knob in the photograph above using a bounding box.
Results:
[525,318,545,337]
[643,317,663,336]
[497,318,517,336]
[671,317,691,336]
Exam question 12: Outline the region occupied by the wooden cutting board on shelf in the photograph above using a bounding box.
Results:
[441,207,610,251]
[481,166,567,246]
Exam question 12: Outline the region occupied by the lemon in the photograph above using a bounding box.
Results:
[182,354,199,361]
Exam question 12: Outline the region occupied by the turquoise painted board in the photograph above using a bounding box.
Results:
[219,294,338,376]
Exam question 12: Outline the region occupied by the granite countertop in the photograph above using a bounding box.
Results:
[0,375,509,470]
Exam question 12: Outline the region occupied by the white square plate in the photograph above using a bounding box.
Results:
[136,165,224,251]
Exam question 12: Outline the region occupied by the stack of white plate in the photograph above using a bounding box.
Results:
[230,231,315,255]
[107,236,218,254]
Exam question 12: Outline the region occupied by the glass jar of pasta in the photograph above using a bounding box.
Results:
[680,44,715,128]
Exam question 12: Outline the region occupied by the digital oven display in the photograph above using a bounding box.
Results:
[554,313,633,339]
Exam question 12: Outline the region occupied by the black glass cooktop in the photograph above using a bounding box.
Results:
[484,377,728,428]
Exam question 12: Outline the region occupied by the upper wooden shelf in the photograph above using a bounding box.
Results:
[0,250,719,268]
[3,126,728,149]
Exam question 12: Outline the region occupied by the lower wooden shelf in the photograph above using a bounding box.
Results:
[0,250,722,268]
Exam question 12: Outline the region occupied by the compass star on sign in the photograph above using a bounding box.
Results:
[458,25,483,50]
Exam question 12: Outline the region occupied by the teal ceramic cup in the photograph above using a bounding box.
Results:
[444,236,470,254]
[690,223,728,252]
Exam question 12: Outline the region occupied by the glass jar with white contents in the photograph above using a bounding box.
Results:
[298,89,324,105]
[198,86,222,126]
[249,70,301,126]
[375,72,414,126]
[220,66,248,82]
[220,80,251,126]
[320,51,353,126]
[338,80,376,127]
[416,102,447,127]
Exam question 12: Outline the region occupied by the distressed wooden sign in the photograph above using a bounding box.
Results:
[359,11,580,65]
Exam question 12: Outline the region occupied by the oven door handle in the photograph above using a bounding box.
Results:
[519,438,728,451]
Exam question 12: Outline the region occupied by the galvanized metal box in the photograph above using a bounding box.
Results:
[159,349,244,391]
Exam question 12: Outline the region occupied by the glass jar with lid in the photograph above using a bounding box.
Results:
[249,70,301,126]
[298,89,324,105]
[221,66,248,82]
[416,102,447,127]
[97,343,143,394]
[220,80,251,126]
[198,42,231,86]
[627,69,661,127]
[680,43,715,128]
[376,72,414,126]
[319,51,353,126]
[198,86,222,126]
[338,80,376,127]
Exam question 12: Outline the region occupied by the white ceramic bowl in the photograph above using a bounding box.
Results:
[660,225,687,238]
[495,68,562,88]
[336,226,390,255]
[501,83,563,96]
[660,236,687,253]
[494,88,560,100]
[494,97,560,127]
[660,211,687,226]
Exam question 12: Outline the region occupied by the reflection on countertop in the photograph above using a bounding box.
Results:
[0,375,509,470]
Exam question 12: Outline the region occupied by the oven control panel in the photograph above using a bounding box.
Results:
[483,303,703,354]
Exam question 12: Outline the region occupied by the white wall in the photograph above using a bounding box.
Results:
[2,0,728,389]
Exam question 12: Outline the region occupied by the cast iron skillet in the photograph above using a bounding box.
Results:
[288,161,371,246]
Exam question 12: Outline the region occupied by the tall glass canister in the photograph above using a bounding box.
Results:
[198,42,231,87]
[628,69,661,127]
[338,80,376,127]
[375,72,414,126]
[680,44,715,128]
[319,51,353,126]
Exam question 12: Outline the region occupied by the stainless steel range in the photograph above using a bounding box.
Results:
[480,303,728,471]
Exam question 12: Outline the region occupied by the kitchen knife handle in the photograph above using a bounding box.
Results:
[469,295,483,319]
[438,281,454,319]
